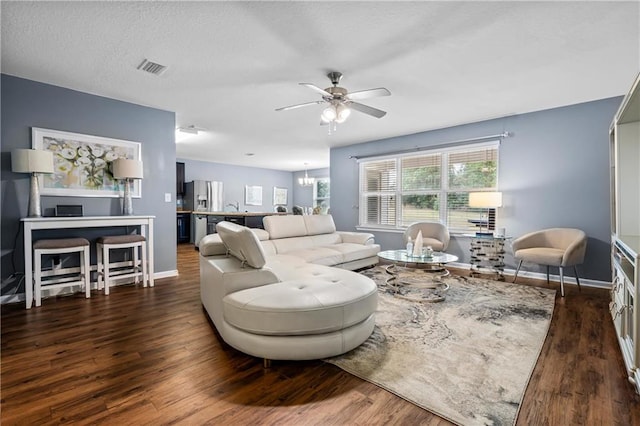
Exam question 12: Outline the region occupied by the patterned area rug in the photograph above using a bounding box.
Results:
[325,266,555,426]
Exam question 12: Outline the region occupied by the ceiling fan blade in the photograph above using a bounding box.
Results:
[348,101,387,118]
[300,83,334,97]
[346,87,391,101]
[275,100,324,112]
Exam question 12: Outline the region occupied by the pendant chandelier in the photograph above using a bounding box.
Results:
[299,165,315,186]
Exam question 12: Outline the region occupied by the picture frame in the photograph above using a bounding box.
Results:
[245,185,263,206]
[32,127,142,198]
[273,187,287,206]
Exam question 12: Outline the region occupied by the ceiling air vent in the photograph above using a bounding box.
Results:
[137,59,167,76]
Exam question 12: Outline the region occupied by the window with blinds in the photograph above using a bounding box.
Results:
[359,142,499,232]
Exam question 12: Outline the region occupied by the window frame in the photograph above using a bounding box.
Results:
[358,141,499,232]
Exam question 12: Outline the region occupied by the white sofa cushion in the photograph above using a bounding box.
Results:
[263,215,307,239]
[216,222,267,269]
[329,243,381,263]
[304,214,336,235]
[291,247,344,266]
[222,266,377,336]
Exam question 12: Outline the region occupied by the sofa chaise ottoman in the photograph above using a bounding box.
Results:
[199,220,378,364]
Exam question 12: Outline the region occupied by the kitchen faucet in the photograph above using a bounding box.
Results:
[226,201,239,212]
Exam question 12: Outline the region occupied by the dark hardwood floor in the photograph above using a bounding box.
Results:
[2,244,639,425]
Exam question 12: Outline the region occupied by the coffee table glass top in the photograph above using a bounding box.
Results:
[378,249,459,265]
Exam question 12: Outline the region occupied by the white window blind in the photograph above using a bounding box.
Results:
[360,159,397,226]
[359,142,499,232]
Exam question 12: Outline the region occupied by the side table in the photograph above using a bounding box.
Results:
[468,234,510,281]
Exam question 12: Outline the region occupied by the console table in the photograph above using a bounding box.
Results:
[468,234,509,281]
[22,215,155,309]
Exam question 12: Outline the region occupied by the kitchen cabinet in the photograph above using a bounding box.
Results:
[177,212,190,243]
[176,162,185,196]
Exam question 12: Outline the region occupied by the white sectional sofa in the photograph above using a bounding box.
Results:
[199,215,380,363]
[261,214,380,270]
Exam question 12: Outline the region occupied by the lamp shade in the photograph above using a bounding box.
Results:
[112,158,143,179]
[468,191,503,208]
[11,149,54,174]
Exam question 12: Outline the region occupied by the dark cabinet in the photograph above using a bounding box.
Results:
[177,212,190,243]
[176,162,185,196]
[244,216,265,229]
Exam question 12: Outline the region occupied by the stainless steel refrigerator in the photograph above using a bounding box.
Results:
[184,180,224,246]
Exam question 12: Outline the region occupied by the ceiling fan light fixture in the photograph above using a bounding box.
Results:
[335,104,351,123]
[321,105,337,122]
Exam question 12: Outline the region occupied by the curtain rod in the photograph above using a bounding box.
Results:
[349,132,512,160]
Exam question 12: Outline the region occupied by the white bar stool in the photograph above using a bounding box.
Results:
[96,235,147,295]
[33,238,91,307]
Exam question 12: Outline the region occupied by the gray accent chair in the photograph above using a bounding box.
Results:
[403,222,450,252]
[512,228,587,297]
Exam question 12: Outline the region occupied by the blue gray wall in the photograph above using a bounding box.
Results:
[1,74,177,296]
[330,97,622,283]
[179,158,327,213]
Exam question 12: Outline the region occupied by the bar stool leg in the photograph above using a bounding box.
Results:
[133,244,140,284]
[141,242,148,287]
[34,249,42,307]
[97,243,103,291]
[103,244,111,295]
[83,246,91,298]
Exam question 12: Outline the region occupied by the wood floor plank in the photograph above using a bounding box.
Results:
[2,243,639,425]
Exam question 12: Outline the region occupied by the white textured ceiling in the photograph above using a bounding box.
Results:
[2,1,639,171]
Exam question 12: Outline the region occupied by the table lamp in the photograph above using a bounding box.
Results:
[11,149,54,217]
[112,158,143,215]
[468,191,502,235]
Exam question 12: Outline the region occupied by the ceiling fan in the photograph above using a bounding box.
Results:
[275,72,391,126]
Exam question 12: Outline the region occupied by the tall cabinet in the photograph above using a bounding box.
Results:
[609,72,640,394]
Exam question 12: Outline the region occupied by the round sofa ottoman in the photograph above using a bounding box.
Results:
[220,266,378,361]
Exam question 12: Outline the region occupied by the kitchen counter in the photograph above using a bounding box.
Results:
[191,211,285,216]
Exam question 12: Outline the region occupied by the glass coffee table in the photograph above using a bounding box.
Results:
[377,249,459,303]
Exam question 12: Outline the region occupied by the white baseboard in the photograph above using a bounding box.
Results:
[450,262,611,289]
[0,269,179,305]
[154,270,178,279]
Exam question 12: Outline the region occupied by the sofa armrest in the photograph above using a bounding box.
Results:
[337,231,376,245]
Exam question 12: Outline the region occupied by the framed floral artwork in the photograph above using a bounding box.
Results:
[32,127,142,198]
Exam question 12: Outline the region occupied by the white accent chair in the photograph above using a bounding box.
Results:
[512,228,587,297]
[403,222,450,252]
